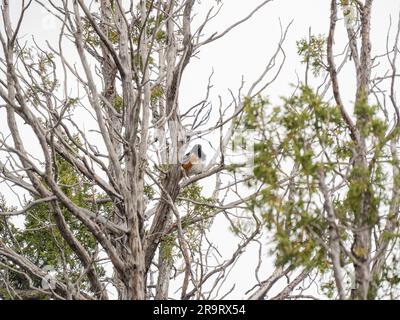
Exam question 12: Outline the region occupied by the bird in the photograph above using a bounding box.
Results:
[180,144,206,175]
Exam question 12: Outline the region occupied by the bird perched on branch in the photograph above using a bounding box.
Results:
[181,144,206,176]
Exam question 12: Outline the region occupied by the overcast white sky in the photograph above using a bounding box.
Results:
[2,0,400,299]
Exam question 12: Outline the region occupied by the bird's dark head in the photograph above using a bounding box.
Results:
[181,144,206,174]
[192,144,202,159]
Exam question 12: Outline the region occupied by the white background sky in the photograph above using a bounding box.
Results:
[2,0,400,299]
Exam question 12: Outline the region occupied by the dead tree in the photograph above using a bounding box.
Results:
[0,0,286,299]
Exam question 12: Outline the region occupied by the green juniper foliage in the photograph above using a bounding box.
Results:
[297,35,327,76]
[244,85,400,298]
[0,150,108,298]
